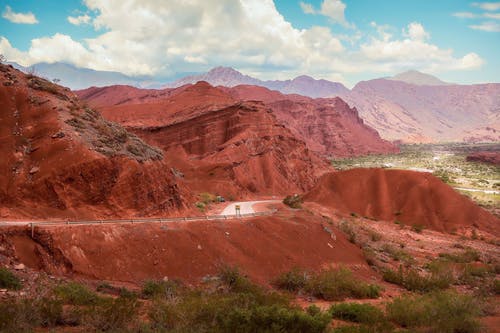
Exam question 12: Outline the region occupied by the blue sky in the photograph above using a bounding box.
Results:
[0,0,498,86]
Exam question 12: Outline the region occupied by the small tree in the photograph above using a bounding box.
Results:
[52,78,61,84]
[0,54,6,63]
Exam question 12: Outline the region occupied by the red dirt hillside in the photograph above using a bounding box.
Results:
[5,211,375,285]
[303,168,499,235]
[0,64,189,219]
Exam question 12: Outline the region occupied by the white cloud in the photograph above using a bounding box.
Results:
[484,12,500,19]
[452,12,479,18]
[360,22,484,72]
[0,1,485,84]
[472,2,500,11]
[469,21,500,31]
[300,0,354,28]
[299,1,315,14]
[404,22,430,41]
[2,5,38,24]
[320,0,352,28]
[67,14,91,26]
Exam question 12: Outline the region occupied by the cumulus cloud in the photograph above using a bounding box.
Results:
[2,5,38,24]
[360,22,484,72]
[299,1,315,14]
[67,14,91,26]
[452,12,479,18]
[472,2,500,11]
[300,0,354,28]
[0,1,485,83]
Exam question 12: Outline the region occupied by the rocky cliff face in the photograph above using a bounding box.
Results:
[226,85,398,157]
[0,64,189,219]
[81,83,397,159]
[94,82,330,196]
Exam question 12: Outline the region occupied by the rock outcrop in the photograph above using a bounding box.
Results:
[0,64,189,219]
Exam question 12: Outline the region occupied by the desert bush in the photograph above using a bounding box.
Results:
[411,224,424,233]
[199,192,217,204]
[382,266,451,292]
[329,302,384,324]
[283,194,302,208]
[273,267,308,292]
[53,282,100,306]
[305,267,380,301]
[83,295,139,332]
[439,248,480,263]
[387,291,483,333]
[339,220,356,243]
[380,244,414,265]
[0,267,22,290]
[142,279,181,300]
[65,117,86,129]
[149,288,330,333]
[369,231,382,242]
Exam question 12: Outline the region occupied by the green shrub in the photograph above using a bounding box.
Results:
[305,268,380,301]
[387,291,483,333]
[53,282,100,306]
[0,267,22,290]
[36,297,64,327]
[380,244,414,265]
[339,221,356,243]
[199,192,217,204]
[283,194,302,208]
[411,224,424,233]
[149,291,330,333]
[439,248,480,263]
[83,295,139,332]
[142,279,180,299]
[382,266,451,293]
[273,267,308,292]
[329,302,384,324]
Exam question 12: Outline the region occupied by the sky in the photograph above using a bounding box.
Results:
[0,0,498,87]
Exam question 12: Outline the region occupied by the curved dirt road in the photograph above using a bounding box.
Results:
[220,200,280,215]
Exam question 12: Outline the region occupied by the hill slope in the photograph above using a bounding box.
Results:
[0,64,189,219]
[304,168,499,235]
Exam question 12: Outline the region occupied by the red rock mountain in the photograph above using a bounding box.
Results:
[224,85,398,157]
[79,83,397,158]
[80,82,330,197]
[165,67,500,143]
[304,169,499,235]
[0,64,190,219]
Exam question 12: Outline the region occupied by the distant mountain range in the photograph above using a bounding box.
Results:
[11,61,499,143]
[166,67,499,143]
[166,66,349,98]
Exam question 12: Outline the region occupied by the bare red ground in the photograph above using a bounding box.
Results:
[304,169,499,235]
[5,211,374,285]
[0,64,189,219]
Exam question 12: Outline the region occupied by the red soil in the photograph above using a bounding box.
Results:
[303,168,499,235]
[466,151,500,166]
[5,211,374,285]
[0,64,189,219]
